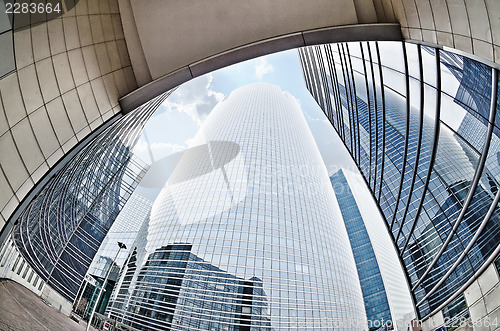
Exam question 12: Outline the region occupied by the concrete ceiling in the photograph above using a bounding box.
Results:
[119,0,402,110]
[118,0,500,111]
[126,0,364,82]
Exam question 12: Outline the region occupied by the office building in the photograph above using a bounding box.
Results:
[299,41,500,328]
[1,1,499,329]
[107,83,366,330]
[108,243,272,330]
[2,0,499,244]
[87,193,153,281]
[330,169,393,330]
[2,92,169,312]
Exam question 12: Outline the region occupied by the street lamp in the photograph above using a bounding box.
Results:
[86,241,127,331]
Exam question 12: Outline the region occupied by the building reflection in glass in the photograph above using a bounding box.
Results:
[10,92,171,303]
[299,42,500,320]
[110,243,271,330]
[73,193,153,317]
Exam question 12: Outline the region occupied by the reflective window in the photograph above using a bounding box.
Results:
[331,170,392,330]
[300,41,500,319]
[107,84,367,330]
[11,93,171,302]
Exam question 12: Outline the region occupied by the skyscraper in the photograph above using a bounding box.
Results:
[299,41,500,328]
[330,169,392,330]
[88,193,153,282]
[108,83,366,330]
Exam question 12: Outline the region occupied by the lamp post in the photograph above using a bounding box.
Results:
[86,241,127,331]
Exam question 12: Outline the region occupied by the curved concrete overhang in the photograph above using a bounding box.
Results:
[122,0,368,83]
[118,0,402,111]
[118,0,500,112]
[120,23,403,112]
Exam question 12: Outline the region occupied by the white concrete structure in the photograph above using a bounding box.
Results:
[0,0,137,240]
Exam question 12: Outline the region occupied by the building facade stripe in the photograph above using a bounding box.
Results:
[395,45,426,242]
[400,48,442,256]
[389,42,411,232]
[299,41,500,321]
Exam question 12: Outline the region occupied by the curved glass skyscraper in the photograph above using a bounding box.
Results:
[8,92,171,303]
[108,83,366,330]
[299,42,500,326]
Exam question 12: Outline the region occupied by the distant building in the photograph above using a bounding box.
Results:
[109,243,271,330]
[72,193,153,318]
[88,193,153,282]
[330,169,393,330]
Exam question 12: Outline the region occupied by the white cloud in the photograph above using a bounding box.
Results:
[255,58,274,80]
[185,135,206,148]
[150,142,185,154]
[163,73,224,125]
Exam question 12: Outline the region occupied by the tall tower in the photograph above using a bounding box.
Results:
[108,83,366,330]
[330,169,392,330]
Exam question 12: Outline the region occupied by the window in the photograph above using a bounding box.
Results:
[442,294,470,330]
[22,265,29,279]
[11,255,20,272]
[17,260,25,275]
[241,306,251,314]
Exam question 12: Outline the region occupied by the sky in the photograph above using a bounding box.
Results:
[131,48,376,246]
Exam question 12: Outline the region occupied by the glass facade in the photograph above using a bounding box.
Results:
[71,193,154,317]
[441,294,470,329]
[330,170,392,330]
[299,42,500,319]
[11,92,172,302]
[108,83,366,330]
[110,243,272,330]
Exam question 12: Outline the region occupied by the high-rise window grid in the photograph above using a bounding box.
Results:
[330,169,393,330]
[107,83,366,330]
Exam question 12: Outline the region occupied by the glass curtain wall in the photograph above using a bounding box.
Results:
[299,42,500,319]
[330,169,392,329]
[107,83,367,330]
[11,91,172,302]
